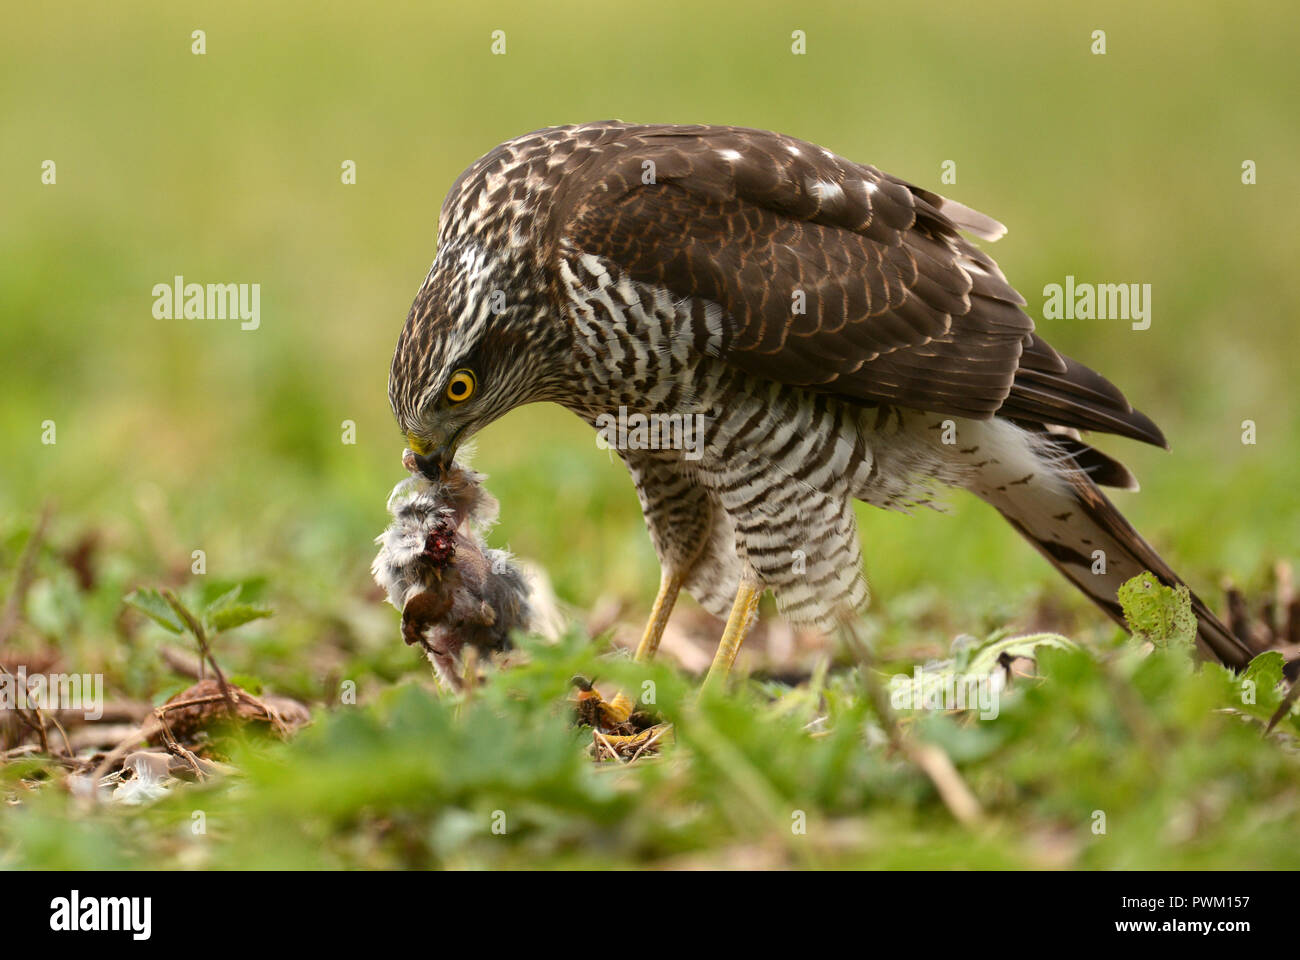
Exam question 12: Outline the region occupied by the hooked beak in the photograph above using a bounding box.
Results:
[404,429,462,480]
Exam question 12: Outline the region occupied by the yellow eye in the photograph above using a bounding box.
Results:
[446,369,476,404]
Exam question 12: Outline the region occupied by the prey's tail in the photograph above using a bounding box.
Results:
[962,422,1253,669]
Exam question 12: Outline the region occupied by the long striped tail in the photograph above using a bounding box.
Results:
[966,428,1253,669]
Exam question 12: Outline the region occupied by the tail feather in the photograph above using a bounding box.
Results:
[961,424,1252,669]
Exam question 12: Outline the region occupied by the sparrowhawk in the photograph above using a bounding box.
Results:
[387,121,1251,684]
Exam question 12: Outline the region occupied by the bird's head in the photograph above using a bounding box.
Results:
[387,241,566,479]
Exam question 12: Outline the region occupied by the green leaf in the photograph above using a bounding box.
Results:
[229,673,264,695]
[883,631,1079,715]
[1243,650,1285,692]
[208,602,272,633]
[204,584,243,617]
[1232,650,1287,722]
[124,588,186,634]
[1117,571,1196,649]
[965,632,1078,675]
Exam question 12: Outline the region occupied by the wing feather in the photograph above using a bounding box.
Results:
[545,122,1163,444]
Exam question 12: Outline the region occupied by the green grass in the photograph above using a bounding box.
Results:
[4,623,1300,869]
[1,0,1298,868]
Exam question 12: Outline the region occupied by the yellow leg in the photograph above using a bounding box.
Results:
[702,579,764,692]
[634,569,685,662]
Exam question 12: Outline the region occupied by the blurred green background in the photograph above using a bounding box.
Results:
[2,0,1297,651]
[3,0,1300,873]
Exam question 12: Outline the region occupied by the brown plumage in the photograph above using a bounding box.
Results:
[386,122,1252,672]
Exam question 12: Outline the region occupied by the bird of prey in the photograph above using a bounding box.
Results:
[387,121,1251,686]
